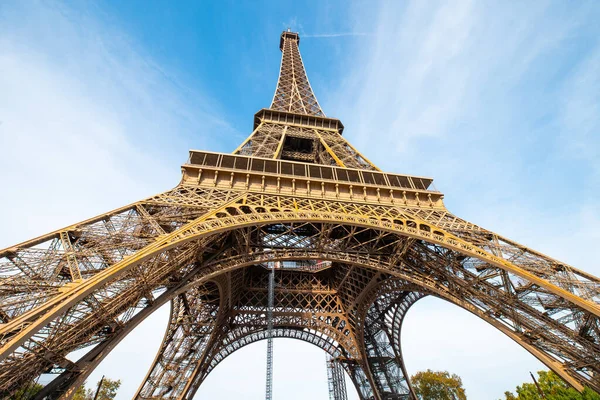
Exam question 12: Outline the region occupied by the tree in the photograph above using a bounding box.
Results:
[72,377,121,400]
[502,370,600,400]
[13,381,43,399]
[72,384,91,400]
[411,369,467,400]
[94,378,121,400]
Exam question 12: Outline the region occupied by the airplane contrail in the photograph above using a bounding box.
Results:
[302,32,371,38]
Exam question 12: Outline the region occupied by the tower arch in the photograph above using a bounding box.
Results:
[0,30,598,400]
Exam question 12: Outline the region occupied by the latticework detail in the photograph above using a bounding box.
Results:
[327,353,349,400]
[270,31,323,116]
[0,30,599,400]
[235,122,378,170]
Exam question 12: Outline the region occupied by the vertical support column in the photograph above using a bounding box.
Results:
[327,354,349,400]
[357,289,425,400]
[59,231,82,281]
[265,261,275,400]
[363,321,411,399]
[343,360,376,400]
[134,282,222,400]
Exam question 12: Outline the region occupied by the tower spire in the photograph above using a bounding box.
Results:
[3,24,599,400]
[234,31,380,169]
[270,31,325,116]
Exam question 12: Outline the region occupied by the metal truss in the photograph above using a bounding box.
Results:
[134,280,223,399]
[270,30,324,116]
[234,120,378,169]
[265,260,275,400]
[0,30,599,400]
[327,353,349,400]
[357,286,426,399]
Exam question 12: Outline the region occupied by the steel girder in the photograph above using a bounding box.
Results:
[135,266,424,400]
[270,31,324,117]
[327,353,349,400]
[1,30,600,400]
[1,190,599,398]
[356,289,425,399]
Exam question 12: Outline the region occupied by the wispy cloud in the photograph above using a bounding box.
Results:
[558,45,600,185]
[326,1,600,398]
[0,1,235,244]
[1,1,598,398]
[328,0,599,236]
[282,17,302,32]
[0,1,234,396]
[303,32,371,38]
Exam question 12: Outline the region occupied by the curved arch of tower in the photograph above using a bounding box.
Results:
[0,30,599,400]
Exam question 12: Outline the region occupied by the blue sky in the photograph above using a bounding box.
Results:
[0,1,599,399]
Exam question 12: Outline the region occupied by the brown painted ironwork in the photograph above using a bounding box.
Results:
[1,30,599,400]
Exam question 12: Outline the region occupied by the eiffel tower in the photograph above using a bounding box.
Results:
[1,30,599,400]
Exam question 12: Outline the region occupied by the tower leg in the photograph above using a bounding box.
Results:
[358,290,425,400]
[342,360,376,400]
[33,270,208,400]
[134,282,223,400]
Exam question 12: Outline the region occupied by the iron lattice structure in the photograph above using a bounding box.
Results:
[265,261,275,400]
[1,30,599,400]
[327,354,349,400]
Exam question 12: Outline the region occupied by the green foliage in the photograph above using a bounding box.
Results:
[12,377,120,400]
[72,377,121,400]
[502,371,600,400]
[411,369,467,400]
[94,378,121,400]
[13,382,43,399]
[72,384,91,400]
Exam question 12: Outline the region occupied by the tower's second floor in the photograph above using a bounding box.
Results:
[181,31,443,207]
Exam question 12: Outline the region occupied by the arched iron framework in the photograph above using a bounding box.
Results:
[1,30,599,400]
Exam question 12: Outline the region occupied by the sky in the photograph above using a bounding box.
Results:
[0,0,599,399]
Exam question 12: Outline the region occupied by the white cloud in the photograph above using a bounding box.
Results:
[1,1,598,398]
[402,298,546,399]
[0,1,236,245]
[558,45,600,184]
[324,0,600,397]
[303,32,370,38]
[0,0,236,397]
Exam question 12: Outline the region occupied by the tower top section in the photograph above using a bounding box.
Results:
[279,30,299,51]
[270,31,324,117]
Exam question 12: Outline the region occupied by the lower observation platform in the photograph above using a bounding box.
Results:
[182,150,444,208]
